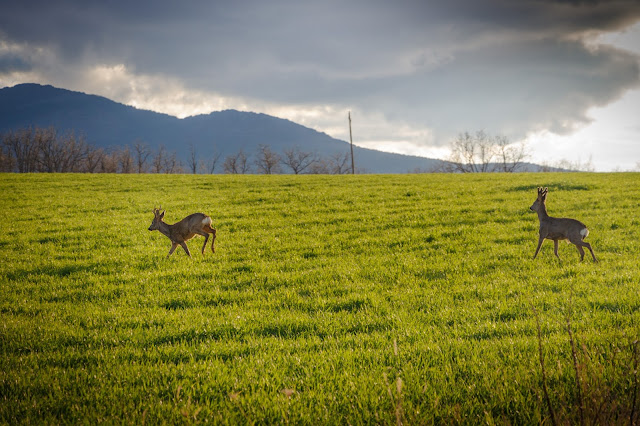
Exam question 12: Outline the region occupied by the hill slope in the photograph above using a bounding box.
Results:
[0,84,445,173]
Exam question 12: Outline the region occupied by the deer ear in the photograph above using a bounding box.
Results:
[159,211,165,219]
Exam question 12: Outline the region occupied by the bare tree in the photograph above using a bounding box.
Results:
[119,146,134,173]
[309,157,330,174]
[554,157,595,172]
[2,127,189,174]
[254,144,281,174]
[0,143,15,172]
[446,131,478,173]
[35,127,61,172]
[330,152,351,174]
[281,146,316,174]
[475,130,495,172]
[152,145,167,173]
[133,141,151,173]
[238,150,250,174]
[2,126,98,172]
[223,155,238,174]
[84,146,105,173]
[208,145,223,174]
[188,143,199,174]
[100,150,119,173]
[3,127,40,172]
[36,129,92,172]
[446,130,529,173]
[64,133,92,172]
[163,151,183,174]
[223,149,250,174]
[495,136,529,172]
[307,153,350,174]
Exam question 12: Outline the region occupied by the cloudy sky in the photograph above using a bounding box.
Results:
[1,0,639,171]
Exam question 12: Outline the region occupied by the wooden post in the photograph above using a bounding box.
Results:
[348,111,355,174]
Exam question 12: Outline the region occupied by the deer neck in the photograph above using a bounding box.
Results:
[536,203,550,221]
[157,221,172,238]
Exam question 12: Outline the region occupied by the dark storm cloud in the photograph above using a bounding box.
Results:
[0,52,31,73]
[1,0,639,144]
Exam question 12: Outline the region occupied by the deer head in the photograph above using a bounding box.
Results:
[530,187,548,213]
[148,207,165,231]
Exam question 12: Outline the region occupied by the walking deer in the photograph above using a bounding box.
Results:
[148,208,216,258]
[530,187,597,262]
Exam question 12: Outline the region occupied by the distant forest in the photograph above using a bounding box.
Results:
[1,126,595,174]
[0,126,356,175]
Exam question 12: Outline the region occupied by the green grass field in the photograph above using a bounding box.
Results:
[1,173,639,424]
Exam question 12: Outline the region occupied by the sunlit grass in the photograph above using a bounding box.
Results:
[1,172,639,424]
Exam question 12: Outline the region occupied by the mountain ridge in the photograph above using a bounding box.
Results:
[0,83,446,173]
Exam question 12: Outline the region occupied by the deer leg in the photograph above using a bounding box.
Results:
[192,230,210,255]
[553,240,561,260]
[533,236,544,259]
[201,233,209,255]
[167,242,179,258]
[582,241,598,262]
[575,244,585,262]
[211,230,216,253]
[180,242,191,257]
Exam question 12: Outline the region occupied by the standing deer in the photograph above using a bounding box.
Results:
[530,187,597,262]
[148,208,216,258]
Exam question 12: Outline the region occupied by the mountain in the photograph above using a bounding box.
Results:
[0,83,446,173]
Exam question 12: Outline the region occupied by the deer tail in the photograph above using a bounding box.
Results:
[202,216,215,234]
[580,227,589,240]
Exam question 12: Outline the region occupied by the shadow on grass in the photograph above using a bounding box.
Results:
[510,183,592,192]
[6,263,100,281]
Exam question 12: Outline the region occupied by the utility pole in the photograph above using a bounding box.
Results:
[348,111,355,174]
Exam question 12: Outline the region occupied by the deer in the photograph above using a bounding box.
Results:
[148,208,216,258]
[530,187,597,262]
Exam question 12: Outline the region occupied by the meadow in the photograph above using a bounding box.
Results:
[0,172,639,424]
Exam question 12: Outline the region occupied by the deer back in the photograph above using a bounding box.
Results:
[174,213,211,233]
[542,216,589,242]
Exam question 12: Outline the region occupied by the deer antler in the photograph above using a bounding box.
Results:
[538,187,548,198]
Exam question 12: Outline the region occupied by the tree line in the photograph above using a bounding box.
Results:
[1,126,599,174]
[440,130,605,172]
[441,130,530,173]
[0,127,353,174]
